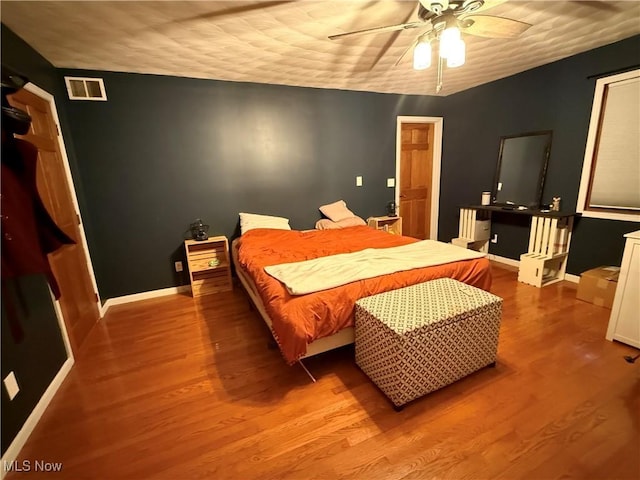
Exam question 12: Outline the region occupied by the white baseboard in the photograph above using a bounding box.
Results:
[488,254,520,268]
[0,357,73,479]
[564,273,580,284]
[489,254,580,284]
[101,285,191,316]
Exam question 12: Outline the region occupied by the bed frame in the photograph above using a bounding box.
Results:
[231,239,354,375]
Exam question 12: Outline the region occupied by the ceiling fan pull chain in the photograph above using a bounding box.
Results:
[436,56,444,93]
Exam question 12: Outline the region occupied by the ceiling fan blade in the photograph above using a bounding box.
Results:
[167,1,293,25]
[461,15,532,38]
[369,3,422,70]
[570,1,621,12]
[395,36,421,67]
[329,21,424,40]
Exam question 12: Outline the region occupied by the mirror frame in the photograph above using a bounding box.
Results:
[491,130,552,208]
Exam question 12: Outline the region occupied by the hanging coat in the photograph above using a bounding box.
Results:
[1,136,75,299]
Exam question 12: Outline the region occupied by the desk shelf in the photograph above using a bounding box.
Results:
[453,206,575,288]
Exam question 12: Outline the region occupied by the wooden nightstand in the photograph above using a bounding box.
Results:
[184,236,232,297]
[367,216,403,235]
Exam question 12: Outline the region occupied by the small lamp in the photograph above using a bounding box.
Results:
[190,219,210,241]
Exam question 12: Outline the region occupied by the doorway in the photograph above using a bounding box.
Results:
[8,84,101,356]
[395,116,443,240]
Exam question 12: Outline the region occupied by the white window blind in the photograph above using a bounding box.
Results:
[589,77,640,210]
[577,69,640,221]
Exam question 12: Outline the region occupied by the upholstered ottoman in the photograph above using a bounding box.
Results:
[355,278,503,409]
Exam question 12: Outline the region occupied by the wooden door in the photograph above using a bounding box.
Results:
[399,122,434,239]
[9,89,100,355]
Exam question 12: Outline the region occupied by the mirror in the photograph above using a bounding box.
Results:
[492,130,552,208]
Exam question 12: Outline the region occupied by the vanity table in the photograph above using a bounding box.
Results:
[452,205,576,287]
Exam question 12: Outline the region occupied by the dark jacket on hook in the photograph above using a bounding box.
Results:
[1,136,75,299]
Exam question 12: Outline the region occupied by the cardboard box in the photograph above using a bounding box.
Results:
[576,266,620,308]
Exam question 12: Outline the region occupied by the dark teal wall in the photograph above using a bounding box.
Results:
[5,24,639,305]
[1,25,68,456]
[440,35,640,272]
[58,36,640,298]
[58,70,446,298]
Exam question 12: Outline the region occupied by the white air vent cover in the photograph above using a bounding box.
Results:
[64,76,107,101]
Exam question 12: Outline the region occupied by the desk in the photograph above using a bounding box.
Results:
[452,205,576,287]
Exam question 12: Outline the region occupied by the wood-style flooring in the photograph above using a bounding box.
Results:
[9,264,640,479]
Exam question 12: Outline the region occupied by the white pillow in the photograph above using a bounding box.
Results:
[319,200,356,222]
[315,216,366,230]
[239,212,291,235]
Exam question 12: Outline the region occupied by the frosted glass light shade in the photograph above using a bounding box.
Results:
[446,38,466,68]
[439,26,460,59]
[413,41,432,70]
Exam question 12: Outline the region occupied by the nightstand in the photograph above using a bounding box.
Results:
[184,236,232,297]
[367,216,403,235]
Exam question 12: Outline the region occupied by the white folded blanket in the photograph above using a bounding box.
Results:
[264,240,485,295]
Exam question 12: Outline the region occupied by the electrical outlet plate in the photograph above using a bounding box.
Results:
[174,261,183,272]
[387,178,395,188]
[356,176,363,187]
[4,371,19,400]
[491,234,498,244]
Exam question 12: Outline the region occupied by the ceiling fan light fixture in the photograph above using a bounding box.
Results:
[446,38,466,67]
[413,40,432,70]
[439,24,460,59]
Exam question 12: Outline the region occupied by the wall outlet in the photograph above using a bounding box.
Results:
[174,261,183,272]
[491,234,498,244]
[387,178,395,188]
[4,371,19,400]
[356,176,363,187]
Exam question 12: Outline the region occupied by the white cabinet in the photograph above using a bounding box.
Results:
[606,230,640,348]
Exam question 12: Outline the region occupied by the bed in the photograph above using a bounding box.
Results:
[232,225,491,365]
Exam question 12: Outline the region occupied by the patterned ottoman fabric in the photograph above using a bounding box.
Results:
[355,278,503,407]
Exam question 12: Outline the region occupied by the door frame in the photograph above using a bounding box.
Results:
[24,82,103,325]
[395,116,443,240]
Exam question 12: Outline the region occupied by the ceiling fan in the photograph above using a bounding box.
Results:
[329,0,532,92]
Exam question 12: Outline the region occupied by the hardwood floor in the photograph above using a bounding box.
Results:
[9,264,640,479]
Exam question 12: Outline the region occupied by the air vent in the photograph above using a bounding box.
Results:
[64,77,107,101]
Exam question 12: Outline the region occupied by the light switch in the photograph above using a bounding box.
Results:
[4,371,19,400]
[356,176,363,187]
[387,178,395,188]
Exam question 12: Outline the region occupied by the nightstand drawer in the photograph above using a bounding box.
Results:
[185,236,232,297]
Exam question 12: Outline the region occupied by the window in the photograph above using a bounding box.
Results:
[577,69,639,221]
[64,77,107,101]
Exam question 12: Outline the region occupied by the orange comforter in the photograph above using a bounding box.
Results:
[237,226,491,364]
